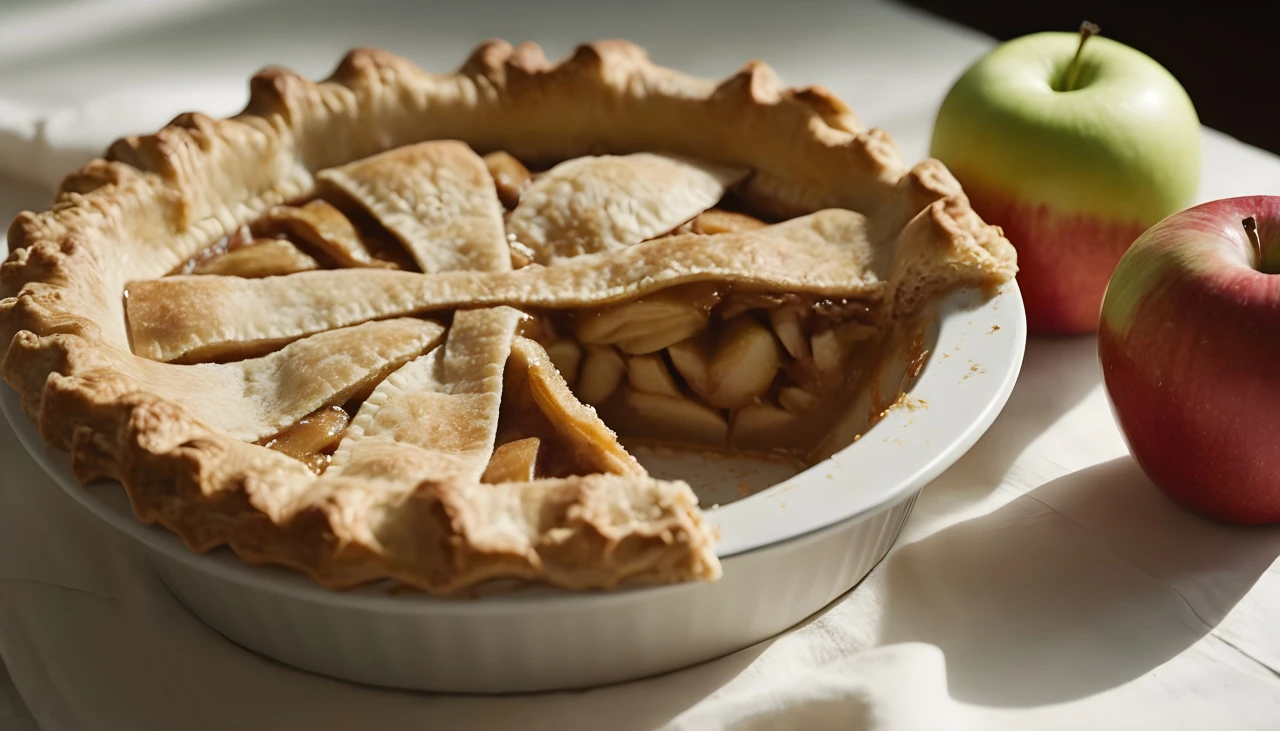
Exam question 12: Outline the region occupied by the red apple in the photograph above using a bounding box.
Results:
[1099,196,1280,524]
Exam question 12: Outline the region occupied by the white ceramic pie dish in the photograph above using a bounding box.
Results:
[3,268,1025,693]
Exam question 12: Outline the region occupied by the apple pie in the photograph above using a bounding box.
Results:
[0,41,1015,594]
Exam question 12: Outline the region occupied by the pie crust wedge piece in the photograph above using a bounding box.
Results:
[0,40,1015,595]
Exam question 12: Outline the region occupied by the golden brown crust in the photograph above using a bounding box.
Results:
[316,141,512,274]
[505,152,745,263]
[0,40,1013,594]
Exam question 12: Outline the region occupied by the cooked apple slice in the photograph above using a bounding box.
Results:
[730,403,799,446]
[483,151,532,209]
[811,327,843,375]
[690,209,768,235]
[261,405,350,473]
[627,354,682,397]
[544,340,583,385]
[835,320,877,347]
[624,390,728,444]
[262,200,390,268]
[576,345,627,405]
[575,300,707,355]
[769,306,811,360]
[481,437,540,484]
[508,239,536,269]
[778,386,821,414]
[574,287,719,355]
[667,335,711,397]
[705,318,781,408]
[515,339,643,477]
[192,239,319,278]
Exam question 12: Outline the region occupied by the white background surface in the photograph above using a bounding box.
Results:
[1,1,1279,729]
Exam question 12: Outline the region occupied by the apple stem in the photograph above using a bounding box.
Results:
[1062,21,1101,92]
[1243,216,1263,265]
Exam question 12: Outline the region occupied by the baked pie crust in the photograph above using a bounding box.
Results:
[0,40,1016,594]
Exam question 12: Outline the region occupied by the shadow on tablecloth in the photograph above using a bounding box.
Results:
[922,335,1103,517]
[878,456,1280,707]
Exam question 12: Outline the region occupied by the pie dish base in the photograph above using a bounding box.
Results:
[149,494,917,692]
[3,282,1024,692]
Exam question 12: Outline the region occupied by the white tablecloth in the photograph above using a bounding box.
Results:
[1,2,1279,729]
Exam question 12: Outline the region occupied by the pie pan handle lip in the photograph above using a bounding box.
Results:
[2,278,1025,609]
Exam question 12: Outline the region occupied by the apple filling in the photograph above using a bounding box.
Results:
[174,197,416,276]
[145,144,902,477]
[514,286,879,457]
[257,405,350,473]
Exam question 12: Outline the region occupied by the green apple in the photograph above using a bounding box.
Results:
[930,24,1201,334]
